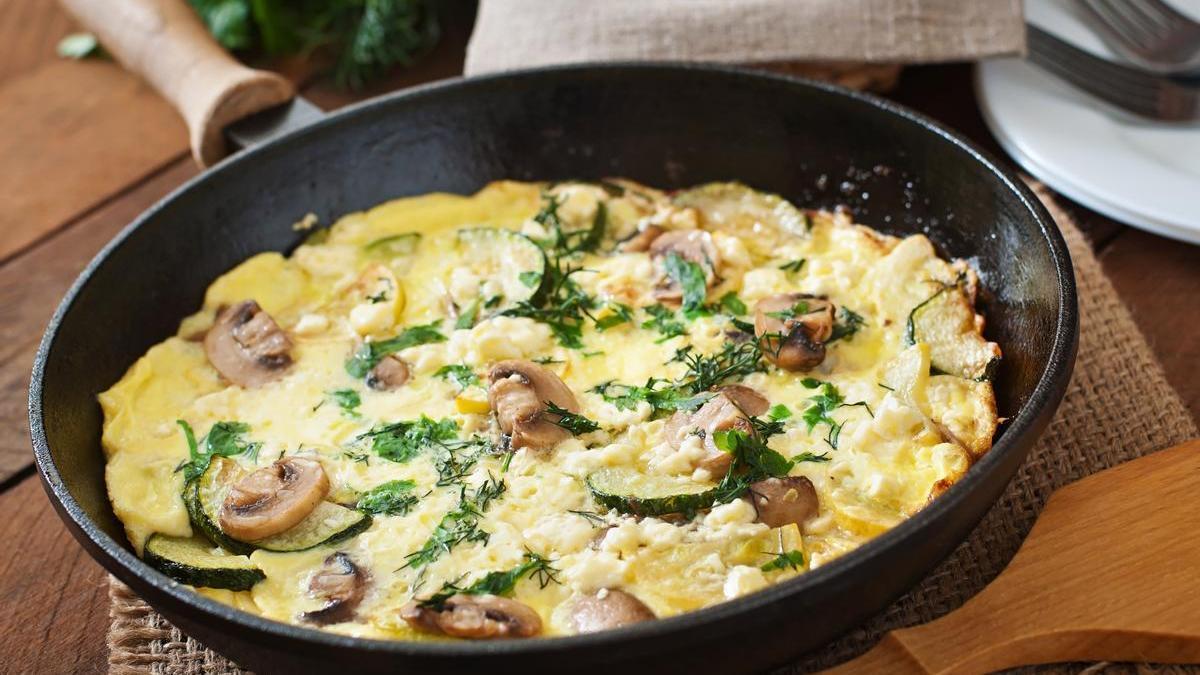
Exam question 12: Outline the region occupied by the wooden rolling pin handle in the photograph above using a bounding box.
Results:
[60,0,294,167]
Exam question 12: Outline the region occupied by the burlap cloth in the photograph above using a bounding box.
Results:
[106,174,1199,672]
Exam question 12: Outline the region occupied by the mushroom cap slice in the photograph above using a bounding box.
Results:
[570,589,656,633]
[618,224,665,253]
[401,594,542,639]
[488,360,581,451]
[664,385,770,475]
[649,229,720,302]
[366,355,410,391]
[302,552,368,626]
[218,457,330,541]
[749,476,819,529]
[754,293,835,371]
[204,300,293,387]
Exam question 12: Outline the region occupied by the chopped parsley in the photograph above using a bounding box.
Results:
[175,420,260,482]
[829,306,865,343]
[708,428,795,505]
[675,341,765,394]
[518,271,542,288]
[357,479,419,516]
[641,304,687,342]
[801,381,873,449]
[779,258,806,274]
[416,551,560,609]
[544,402,600,435]
[767,404,793,421]
[594,302,634,331]
[359,415,459,463]
[345,322,445,378]
[760,550,805,572]
[327,389,361,417]
[403,475,507,570]
[718,291,748,316]
[454,298,480,330]
[434,364,479,390]
[663,252,709,315]
[591,379,712,417]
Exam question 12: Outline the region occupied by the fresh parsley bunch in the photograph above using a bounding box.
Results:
[188,0,441,88]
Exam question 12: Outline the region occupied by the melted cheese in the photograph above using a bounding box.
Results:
[100,180,999,640]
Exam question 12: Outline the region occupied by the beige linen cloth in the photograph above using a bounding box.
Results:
[107,2,1200,672]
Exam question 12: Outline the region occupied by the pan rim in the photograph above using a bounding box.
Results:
[29,61,1078,659]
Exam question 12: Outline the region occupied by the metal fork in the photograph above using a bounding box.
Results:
[1026,25,1200,121]
[1080,0,1200,74]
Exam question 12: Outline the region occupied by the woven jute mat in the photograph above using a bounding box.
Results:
[107,182,1198,674]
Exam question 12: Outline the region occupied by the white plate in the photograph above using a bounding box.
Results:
[976,0,1200,245]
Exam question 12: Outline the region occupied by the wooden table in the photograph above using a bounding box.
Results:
[0,1,1195,672]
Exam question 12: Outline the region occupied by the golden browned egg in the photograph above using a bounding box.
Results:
[100,180,1000,640]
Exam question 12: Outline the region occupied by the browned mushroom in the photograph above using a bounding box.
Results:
[664,385,770,475]
[618,224,664,252]
[400,594,542,639]
[570,589,656,633]
[488,360,581,451]
[204,300,293,387]
[365,355,409,391]
[748,476,819,528]
[302,552,368,626]
[754,293,835,371]
[219,457,329,541]
[648,229,720,302]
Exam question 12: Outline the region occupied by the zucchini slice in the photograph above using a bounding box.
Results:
[453,228,548,309]
[364,232,422,258]
[143,534,265,591]
[186,457,373,554]
[587,467,720,517]
[673,182,809,256]
[904,285,1001,381]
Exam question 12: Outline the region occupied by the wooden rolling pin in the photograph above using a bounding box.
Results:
[826,439,1200,674]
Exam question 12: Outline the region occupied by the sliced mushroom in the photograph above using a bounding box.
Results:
[649,229,720,302]
[570,589,656,634]
[748,476,819,528]
[400,594,542,639]
[754,293,835,371]
[302,552,368,625]
[204,300,293,387]
[218,457,329,541]
[618,224,664,253]
[365,355,409,391]
[664,385,770,475]
[488,360,581,451]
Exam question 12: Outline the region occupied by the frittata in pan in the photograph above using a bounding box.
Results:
[100,180,1000,639]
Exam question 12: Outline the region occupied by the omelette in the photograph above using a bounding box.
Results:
[99,180,1000,640]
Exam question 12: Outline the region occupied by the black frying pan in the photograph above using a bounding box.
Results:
[31,9,1077,675]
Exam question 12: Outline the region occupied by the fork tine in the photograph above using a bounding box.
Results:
[1094,0,1160,44]
[1120,0,1172,35]
[1132,0,1194,28]
[1026,26,1169,118]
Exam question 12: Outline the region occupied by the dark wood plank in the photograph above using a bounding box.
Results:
[0,474,109,674]
[0,59,189,264]
[0,160,198,484]
[1099,228,1200,420]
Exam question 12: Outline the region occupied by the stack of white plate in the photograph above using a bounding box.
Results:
[976,0,1200,245]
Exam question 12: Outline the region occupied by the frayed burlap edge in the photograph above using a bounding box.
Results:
[107,182,1197,674]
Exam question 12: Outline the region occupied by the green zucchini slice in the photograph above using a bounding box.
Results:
[454,227,549,309]
[587,467,720,517]
[364,232,422,258]
[904,285,1001,381]
[143,534,265,591]
[673,182,809,256]
[185,457,373,554]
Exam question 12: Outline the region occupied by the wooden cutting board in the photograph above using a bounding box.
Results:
[826,439,1200,674]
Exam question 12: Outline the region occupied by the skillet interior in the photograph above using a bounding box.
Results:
[31,64,1076,674]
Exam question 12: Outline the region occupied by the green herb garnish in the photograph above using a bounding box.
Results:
[760,550,805,572]
[779,258,806,274]
[594,303,634,331]
[663,252,709,315]
[718,291,748,316]
[357,479,419,516]
[434,364,479,390]
[768,404,792,421]
[641,304,687,342]
[829,306,865,343]
[417,551,560,609]
[328,389,362,416]
[345,322,445,378]
[359,415,459,463]
[544,402,600,435]
[175,420,259,482]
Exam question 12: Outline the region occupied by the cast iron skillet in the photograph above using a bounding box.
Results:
[30,63,1077,674]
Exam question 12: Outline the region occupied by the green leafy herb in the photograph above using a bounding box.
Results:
[518,271,542,288]
[544,402,600,435]
[707,428,795,505]
[328,389,362,416]
[345,322,445,377]
[591,379,712,417]
[768,404,793,421]
[502,249,597,349]
[360,415,458,463]
[594,303,634,331]
[175,420,259,482]
[187,0,441,89]
[357,479,419,515]
[403,476,506,569]
[760,550,805,572]
[434,364,479,390]
[663,252,709,315]
[792,451,832,463]
[567,509,608,526]
[454,298,480,330]
[676,341,765,394]
[417,551,560,609]
[801,381,872,449]
[828,306,865,343]
[718,291,748,316]
[779,258,806,274]
[641,304,687,342]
